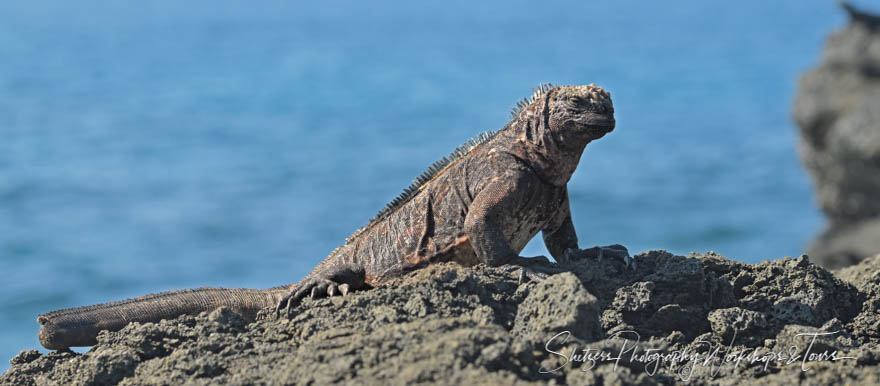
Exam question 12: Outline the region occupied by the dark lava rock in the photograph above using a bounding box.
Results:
[513,272,602,344]
[794,2,880,269]
[4,249,880,385]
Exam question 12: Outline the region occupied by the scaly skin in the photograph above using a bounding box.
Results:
[37,287,287,350]
[37,83,626,349]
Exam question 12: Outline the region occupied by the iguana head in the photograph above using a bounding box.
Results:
[510,83,615,144]
[548,84,615,141]
[508,83,616,185]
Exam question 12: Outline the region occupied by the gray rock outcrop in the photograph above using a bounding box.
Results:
[5,250,880,385]
[794,2,880,269]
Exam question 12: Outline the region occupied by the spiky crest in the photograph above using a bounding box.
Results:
[344,83,559,244]
[345,130,498,243]
[509,82,559,119]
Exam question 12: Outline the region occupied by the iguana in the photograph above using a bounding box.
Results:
[37,83,629,350]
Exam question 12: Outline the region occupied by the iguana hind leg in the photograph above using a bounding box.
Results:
[275,263,366,318]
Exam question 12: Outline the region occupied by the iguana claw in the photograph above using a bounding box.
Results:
[516,266,550,284]
[500,256,565,284]
[274,280,333,318]
[503,264,550,285]
[275,264,367,319]
[597,246,636,270]
[276,279,342,318]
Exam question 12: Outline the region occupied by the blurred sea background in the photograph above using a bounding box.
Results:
[0,0,865,368]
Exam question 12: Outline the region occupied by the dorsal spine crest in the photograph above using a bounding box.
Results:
[509,83,559,118]
[345,129,498,243]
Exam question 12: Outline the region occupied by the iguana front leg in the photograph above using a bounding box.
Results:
[542,191,633,268]
[463,173,561,282]
[541,192,579,261]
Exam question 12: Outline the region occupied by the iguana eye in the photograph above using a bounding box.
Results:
[567,96,585,107]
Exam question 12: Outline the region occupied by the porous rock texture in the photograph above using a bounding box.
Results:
[4,250,880,385]
[794,3,880,269]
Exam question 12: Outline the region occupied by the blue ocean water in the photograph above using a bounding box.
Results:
[0,0,857,369]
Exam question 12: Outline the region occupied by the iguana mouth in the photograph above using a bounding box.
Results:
[582,113,616,133]
[585,116,615,128]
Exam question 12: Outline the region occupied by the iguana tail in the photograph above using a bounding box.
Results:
[37,286,287,350]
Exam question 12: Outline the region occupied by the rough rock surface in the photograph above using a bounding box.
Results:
[794,3,880,269]
[4,250,880,385]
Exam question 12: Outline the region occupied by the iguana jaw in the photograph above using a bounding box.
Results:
[570,112,616,142]
[581,114,615,132]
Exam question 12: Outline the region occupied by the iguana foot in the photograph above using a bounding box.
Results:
[275,264,366,318]
[564,244,635,269]
[498,265,547,284]
[500,255,566,284]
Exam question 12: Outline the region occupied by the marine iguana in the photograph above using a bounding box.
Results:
[36,83,629,350]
